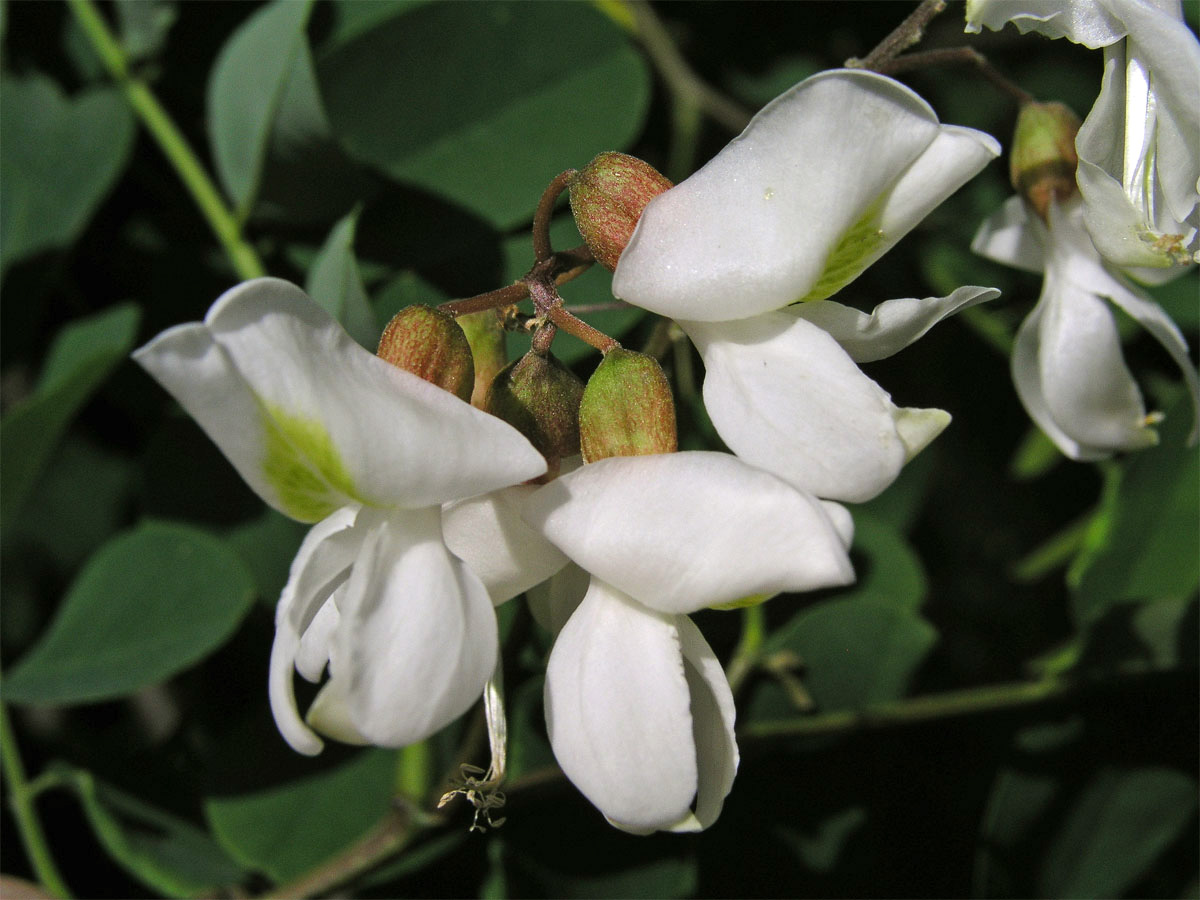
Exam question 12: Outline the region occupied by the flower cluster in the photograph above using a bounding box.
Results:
[967,0,1200,458]
[136,67,1011,833]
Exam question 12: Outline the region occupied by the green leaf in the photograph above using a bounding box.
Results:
[115,0,177,62]
[317,1,651,229]
[305,209,378,348]
[0,74,135,275]
[522,856,698,899]
[1039,767,1198,899]
[1070,395,1200,623]
[774,806,868,874]
[4,521,256,705]
[837,513,928,611]
[205,749,397,883]
[857,447,936,532]
[41,763,245,898]
[207,0,317,219]
[761,598,937,714]
[0,303,141,528]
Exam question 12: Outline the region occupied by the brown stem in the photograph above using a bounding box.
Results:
[439,281,530,317]
[547,305,621,354]
[849,0,947,70]
[533,170,578,263]
[876,46,1036,105]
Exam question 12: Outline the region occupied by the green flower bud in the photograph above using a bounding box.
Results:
[456,309,508,408]
[377,306,475,402]
[569,152,673,271]
[579,349,677,463]
[485,351,584,480]
[1010,101,1082,221]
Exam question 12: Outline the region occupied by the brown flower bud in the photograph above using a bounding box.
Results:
[485,351,584,480]
[579,349,677,463]
[1010,101,1082,221]
[377,305,475,402]
[569,152,672,271]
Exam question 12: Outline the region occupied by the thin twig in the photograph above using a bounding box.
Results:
[876,46,1035,105]
[533,171,578,263]
[848,0,947,71]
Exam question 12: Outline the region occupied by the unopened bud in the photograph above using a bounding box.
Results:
[377,306,474,402]
[570,152,672,271]
[485,351,584,480]
[579,349,677,463]
[1010,101,1081,221]
[456,309,508,408]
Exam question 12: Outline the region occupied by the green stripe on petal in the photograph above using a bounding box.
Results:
[709,592,773,611]
[795,200,886,304]
[262,404,366,522]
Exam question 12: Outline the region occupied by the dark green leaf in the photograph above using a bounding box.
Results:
[1039,767,1198,899]
[775,806,868,873]
[762,598,937,713]
[116,0,177,61]
[41,763,245,898]
[317,2,651,229]
[224,508,308,607]
[1071,395,1199,623]
[305,209,378,348]
[5,520,256,705]
[522,856,698,900]
[205,749,397,883]
[0,74,135,275]
[836,513,927,611]
[0,303,140,528]
[207,0,317,218]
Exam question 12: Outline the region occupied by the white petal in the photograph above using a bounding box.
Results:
[971,195,1048,273]
[294,597,340,683]
[671,617,738,833]
[526,562,590,636]
[820,501,856,550]
[134,278,545,522]
[793,286,1000,363]
[305,676,370,746]
[268,507,359,756]
[613,70,949,321]
[544,580,697,833]
[335,507,497,747]
[964,0,1127,46]
[523,452,853,614]
[685,313,937,502]
[442,485,569,605]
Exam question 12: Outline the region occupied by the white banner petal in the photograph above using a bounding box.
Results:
[685,313,927,502]
[335,507,497,748]
[612,70,944,321]
[792,286,1000,363]
[135,279,545,522]
[544,581,698,834]
[524,452,854,614]
[964,0,1126,46]
[971,195,1048,273]
[442,485,569,605]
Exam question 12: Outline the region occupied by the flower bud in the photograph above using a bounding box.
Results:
[377,305,474,402]
[485,351,584,480]
[1009,101,1082,221]
[570,152,672,271]
[456,309,508,408]
[579,349,677,463]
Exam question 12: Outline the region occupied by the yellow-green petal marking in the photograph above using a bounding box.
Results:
[261,405,366,522]
[795,199,886,304]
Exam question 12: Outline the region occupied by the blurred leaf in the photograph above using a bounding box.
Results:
[0,74,135,276]
[4,521,255,704]
[305,208,378,348]
[205,749,397,883]
[775,806,868,873]
[481,836,509,900]
[9,438,134,569]
[506,677,555,781]
[1145,270,1199,333]
[115,0,177,61]
[761,598,937,713]
[726,54,821,108]
[1070,396,1199,623]
[224,508,308,607]
[0,303,140,529]
[521,856,698,899]
[857,446,936,532]
[317,2,651,230]
[1039,767,1198,899]
[372,269,452,326]
[324,0,429,45]
[975,767,1061,896]
[207,0,316,219]
[1009,423,1062,480]
[42,763,245,898]
[359,831,467,890]
[837,513,928,611]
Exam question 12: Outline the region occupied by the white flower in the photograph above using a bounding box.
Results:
[611,69,1001,502]
[966,0,1200,269]
[517,451,855,833]
[973,195,1200,458]
[133,278,546,755]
